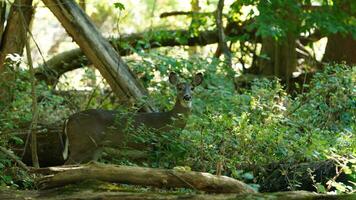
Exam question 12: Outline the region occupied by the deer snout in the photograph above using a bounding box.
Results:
[183,95,192,101]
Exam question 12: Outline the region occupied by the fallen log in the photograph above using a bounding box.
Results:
[1,188,355,200]
[36,162,255,194]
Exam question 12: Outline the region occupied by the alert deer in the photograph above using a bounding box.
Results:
[62,72,203,164]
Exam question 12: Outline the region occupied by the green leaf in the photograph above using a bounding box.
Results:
[114,2,125,11]
[10,136,24,145]
[314,183,327,193]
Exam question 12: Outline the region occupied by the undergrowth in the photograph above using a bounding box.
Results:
[0,54,354,193]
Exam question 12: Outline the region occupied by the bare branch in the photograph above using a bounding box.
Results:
[0,146,29,171]
[160,11,212,18]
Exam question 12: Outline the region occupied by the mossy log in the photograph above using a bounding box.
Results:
[36,162,255,194]
[1,188,355,200]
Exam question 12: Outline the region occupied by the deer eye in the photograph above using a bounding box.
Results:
[191,87,195,91]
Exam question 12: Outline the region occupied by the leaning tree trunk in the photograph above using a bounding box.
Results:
[42,0,156,112]
[258,32,297,87]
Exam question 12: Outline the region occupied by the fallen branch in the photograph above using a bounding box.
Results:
[0,146,29,171]
[37,162,255,194]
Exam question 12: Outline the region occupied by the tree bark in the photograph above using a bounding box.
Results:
[322,0,355,65]
[215,0,232,67]
[42,0,156,112]
[0,1,6,42]
[0,0,33,72]
[0,0,33,107]
[323,33,356,65]
[257,33,297,86]
[37,162,256,194]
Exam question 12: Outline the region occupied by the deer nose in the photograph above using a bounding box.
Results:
[183,95,191,101]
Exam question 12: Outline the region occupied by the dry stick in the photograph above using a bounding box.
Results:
[19,2,40,168]
[0,146,29,171]
[160,11,212,18]
[84,78,104,109]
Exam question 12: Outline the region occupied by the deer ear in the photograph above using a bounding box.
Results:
[192,73,203,86]
[169,72,179,85]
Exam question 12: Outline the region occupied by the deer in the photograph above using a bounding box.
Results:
[62,72,203,164]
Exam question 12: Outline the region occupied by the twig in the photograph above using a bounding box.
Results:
[19,0,40,168]
[85,78,104,109]
[160,11,212,18]
[0,146,29,171]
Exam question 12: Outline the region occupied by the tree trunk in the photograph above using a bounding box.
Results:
[0,1,6,42]
[323,33,356,65]
[37,162,256,194]
[215,0,232,67]
[0,0,33,108]
[258,33,297,86]
[42,0,156,112]
[188,0,200,55]
[0,0,33,72]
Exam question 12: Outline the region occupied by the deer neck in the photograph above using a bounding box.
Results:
[168,98,192,119]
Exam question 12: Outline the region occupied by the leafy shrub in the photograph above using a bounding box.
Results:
[128,55,355,192]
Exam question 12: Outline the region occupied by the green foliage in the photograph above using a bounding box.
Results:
[230,0,356,39]
[0,156,33,189]
[0,58,70,189]
[0,63,69,133]
[124,54,355,192]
